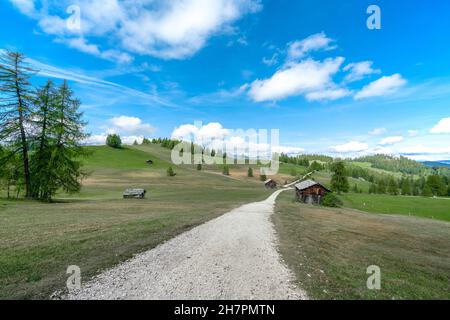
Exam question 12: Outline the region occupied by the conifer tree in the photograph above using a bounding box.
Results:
[0,51,36,198]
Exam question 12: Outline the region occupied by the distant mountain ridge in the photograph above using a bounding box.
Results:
[421,160,450,168]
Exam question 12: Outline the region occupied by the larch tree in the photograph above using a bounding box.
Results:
[0,51,36,198]
[41,80,88,200]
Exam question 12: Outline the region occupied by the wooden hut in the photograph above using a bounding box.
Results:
[264,179,277,189]
[123,188,146,199]
[295,180,330,204]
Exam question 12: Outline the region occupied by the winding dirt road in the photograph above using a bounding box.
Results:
[65,189,307,300]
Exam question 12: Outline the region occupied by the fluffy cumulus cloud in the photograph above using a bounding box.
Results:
[329,141,369,153]
[108,116,156,135]
[430,117,450,134]
[84,115,155,145]
[9,0,262,61]
[354,74,406,99]
[378,136,404,146]
[247,32,406,103]
[171,122,305,157]
[248,57,344,102]
[172,122,230,142]
[343,61,381,82]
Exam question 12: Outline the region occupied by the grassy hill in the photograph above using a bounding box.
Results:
[0,145,271,299]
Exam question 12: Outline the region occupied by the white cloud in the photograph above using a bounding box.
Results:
[108,116,156,135]
[171,122,305,157]
[305,88,352,101]
[248,57,344,102]
[58,38,133,64]
[84,116,155,145]
[330,141,369,153]
[408,130,419,137]
[430,117,450,134]
[369,127,387,135]
[378,136,404,146]
[287,32,336,60]
[12,0,262,61]
[172,122,230,142]
[9,0,36,16]
[343,61,381,82]
[24,56,176,108]
[354,74,406,99]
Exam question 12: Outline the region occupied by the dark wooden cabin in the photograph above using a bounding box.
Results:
[264,179,277,189]
[123,188,146,199]
[295,179,331,204]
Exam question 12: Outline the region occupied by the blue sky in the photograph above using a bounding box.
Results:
[2,0,450,160]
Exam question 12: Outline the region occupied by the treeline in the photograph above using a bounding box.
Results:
[368,174,450,197]
[279,153,333,165]
[353,154,426,175]
[0,51,87,201]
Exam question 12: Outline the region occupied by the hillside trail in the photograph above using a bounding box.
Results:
[64,188,307,300]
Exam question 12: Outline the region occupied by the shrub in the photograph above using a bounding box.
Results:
[222,165,230,176]
[322,193,343,208]
[197,164,202,171]
[167,166,176,177]
[106,134,122,148]
[247,167,253,177]
[260,174,267,181]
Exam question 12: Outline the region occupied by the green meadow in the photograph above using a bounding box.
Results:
[0,145,270,299]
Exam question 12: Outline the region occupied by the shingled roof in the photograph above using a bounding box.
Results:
[295,179,331,191]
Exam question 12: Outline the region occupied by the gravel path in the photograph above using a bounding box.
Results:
[65,189,307,300]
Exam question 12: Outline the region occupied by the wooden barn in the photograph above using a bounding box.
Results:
[123,188,146,199]
[295,180,331,204]
[264,179,277,189]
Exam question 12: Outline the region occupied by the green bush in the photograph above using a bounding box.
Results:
[260,174,267,181]
[167,166,176,177]
[322,193,343,208]
[222,165,230,176]
[106,134,122,148]
[247,167,253,177]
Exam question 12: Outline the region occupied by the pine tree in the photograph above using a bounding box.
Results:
[330,161,349,193]
[0,51,36,198]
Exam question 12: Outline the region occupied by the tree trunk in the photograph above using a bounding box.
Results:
[13,55,32,198]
